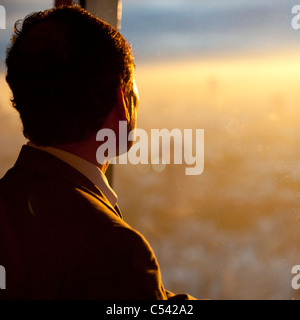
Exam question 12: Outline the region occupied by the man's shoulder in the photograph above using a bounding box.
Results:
[28,178,122,226]
[28,179,157,271]
[0,153,130,238]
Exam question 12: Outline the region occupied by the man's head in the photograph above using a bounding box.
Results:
[5,4,137,147]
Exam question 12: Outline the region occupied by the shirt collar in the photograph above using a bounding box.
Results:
[27,142,118,208]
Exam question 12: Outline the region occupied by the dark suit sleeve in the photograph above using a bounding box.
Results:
[165,290,197,300]
[60,225,168,300]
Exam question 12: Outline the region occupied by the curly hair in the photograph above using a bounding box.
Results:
[5,4,134,145]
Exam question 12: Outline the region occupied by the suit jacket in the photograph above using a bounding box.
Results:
[0,145,194,300]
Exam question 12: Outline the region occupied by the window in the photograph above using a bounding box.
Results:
[116,0,300,299]
[1,0,300,300]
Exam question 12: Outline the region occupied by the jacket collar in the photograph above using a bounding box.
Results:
[14,145,122,219]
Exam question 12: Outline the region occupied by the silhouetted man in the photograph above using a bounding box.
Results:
[0,3,196,300]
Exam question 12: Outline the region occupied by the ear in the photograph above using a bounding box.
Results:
[116,86,130,123]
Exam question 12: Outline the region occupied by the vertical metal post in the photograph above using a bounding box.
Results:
[81,0,122,30]
[54,0,122,30]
